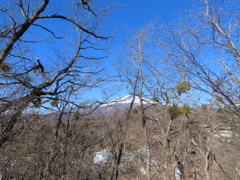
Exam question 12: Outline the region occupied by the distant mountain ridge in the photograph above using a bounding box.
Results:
[48,95,158,117]
[100,95,156,107]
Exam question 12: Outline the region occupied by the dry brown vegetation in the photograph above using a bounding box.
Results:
[1,0,240,179]
[1,105,239,180]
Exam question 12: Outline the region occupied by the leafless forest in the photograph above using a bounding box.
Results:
[0,0,240,179]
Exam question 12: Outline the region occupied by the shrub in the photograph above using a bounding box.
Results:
[168,106,183,119]
[168,104,191,119]
[181,120,189,129]
[182,103,191,114]
[50,100,58,107]
[175,81,191,94]
[132,107,139,114]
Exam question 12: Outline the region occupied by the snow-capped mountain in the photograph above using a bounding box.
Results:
[100,95,156,107]
[49,95,158,118]
[83,95,156,116]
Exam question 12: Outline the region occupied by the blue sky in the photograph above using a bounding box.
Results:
[104,0,194,43]
[75,0,205,103]
[108,0,194,28]
[26,0,196,65]
[1,0,199,103]
[92,0,196,100]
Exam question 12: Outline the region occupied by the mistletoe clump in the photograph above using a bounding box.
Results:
[175,81,191,94]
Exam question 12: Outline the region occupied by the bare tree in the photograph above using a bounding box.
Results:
[117,25,154,179]
[117,24,186,179]
[0,0,110,148]
[155,0,240,179]
[158,0,240,118]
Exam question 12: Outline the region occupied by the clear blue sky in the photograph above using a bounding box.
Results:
[108,0,194,27]
[103,0,195,42]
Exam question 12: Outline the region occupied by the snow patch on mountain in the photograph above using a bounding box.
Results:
[101,95,156,107]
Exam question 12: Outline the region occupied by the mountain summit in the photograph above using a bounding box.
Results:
[100,95,156,107]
